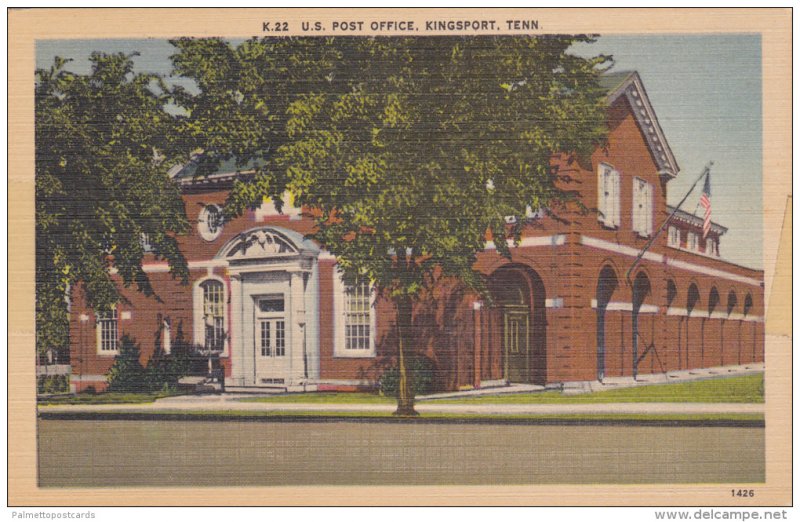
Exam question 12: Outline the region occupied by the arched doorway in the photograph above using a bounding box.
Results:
[686,283,701,368]
[595,265,619,381]
[632,271,652,379]
[489,266,546,385]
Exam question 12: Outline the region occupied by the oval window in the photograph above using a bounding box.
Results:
[199,204,223,241]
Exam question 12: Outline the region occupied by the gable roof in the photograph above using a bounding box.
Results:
[602,70,680,179]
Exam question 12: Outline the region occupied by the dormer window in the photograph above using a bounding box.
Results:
[687,232,698,252]
[597,164,620,228]
[667,226,680,248]
[705,238,717,256]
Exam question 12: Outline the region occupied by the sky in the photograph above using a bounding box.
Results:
[35,34,763,269]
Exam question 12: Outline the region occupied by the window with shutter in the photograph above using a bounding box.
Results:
[633,178,653,237]
[597,164,620,228]
[611,170,620,227]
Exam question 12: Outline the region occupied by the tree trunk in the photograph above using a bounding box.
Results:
[393,294,418,416]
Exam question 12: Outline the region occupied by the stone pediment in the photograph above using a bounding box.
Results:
[216,226,320,262]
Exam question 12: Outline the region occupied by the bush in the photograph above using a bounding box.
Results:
[37,374,69,395]
[379,355,435,398]
[106,335,190,393]
[106,335,146,393]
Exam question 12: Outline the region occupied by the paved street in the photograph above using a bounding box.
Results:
[38,419,765,487]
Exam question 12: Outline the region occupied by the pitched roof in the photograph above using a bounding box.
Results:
[602,70,680,179]
[168,156,265,185]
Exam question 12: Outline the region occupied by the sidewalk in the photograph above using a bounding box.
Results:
[38,395,764,417]
[38,363,764,418]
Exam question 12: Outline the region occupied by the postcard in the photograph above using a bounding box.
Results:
[8,7,792,508]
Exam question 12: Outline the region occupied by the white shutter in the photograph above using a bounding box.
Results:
[597,166,607,224]
[632,179,640,234]
[645,183,653,236]
[611,169,621,227]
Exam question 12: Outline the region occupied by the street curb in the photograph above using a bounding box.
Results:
[37,411,765,428]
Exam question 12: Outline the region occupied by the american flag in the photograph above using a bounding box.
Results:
[699,172,712,238]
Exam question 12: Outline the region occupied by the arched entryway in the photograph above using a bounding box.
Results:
[488,266,547,385]
[686,283,701,368]
[595,265,619,381]
[631,271,652,379]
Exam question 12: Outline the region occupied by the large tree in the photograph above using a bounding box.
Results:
[172,36,610,415]
[35,53,190,358]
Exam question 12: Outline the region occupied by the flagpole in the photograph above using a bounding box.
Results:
[625,161,713,381]
[625,161,713,288]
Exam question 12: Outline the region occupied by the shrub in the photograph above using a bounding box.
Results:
[107,335,191,393]
[106,335,147,393]
[379,355,435,398]
[37,374,69,395]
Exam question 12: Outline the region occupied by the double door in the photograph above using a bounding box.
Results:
[254,295,288,384]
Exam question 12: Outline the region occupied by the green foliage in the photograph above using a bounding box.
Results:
[35,52,190,355]
[171,36,611,412]
[106,335,146,393]
[379,356,436,398]
[106,334,189,393]
[144,333,191,392]
[37,374,69,395]
[171,36,610,300]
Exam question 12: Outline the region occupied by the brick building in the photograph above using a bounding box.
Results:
[68,70,764,393]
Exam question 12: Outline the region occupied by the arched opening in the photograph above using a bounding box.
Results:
[488,266,547,384]
[666,280,678,308]
[666,279,679,370]
[727,290,738,365]
[744,294,755,362]
[686,283,701,369]
[727,290,738,315]
[704,287,720,367]
[595,265,619,381]
[632,271,652,379]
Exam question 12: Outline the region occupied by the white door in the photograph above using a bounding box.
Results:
[254,295,289,384]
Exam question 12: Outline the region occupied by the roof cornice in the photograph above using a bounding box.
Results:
[606,71,680,179]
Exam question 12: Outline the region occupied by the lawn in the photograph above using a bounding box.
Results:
[240,374,764,405]
[431,373,765,404]
[37,390,184,405]
[241,392,395,404]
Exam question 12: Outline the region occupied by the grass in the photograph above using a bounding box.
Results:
[239,374,764,405]
[240,392,395,404]
[430,374,765,404]
[37,390,184,406]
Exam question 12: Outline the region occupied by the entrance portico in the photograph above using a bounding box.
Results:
[220,227,320,390]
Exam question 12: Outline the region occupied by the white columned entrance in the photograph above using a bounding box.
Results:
[217,227,320,391]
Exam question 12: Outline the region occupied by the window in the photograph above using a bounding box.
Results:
[705,238,716,256]
[333,271,375,357]
[162,319,171,355]
[668,226,680,248]
[632,178,653,237]
[687,232,698,252]
[344,279,371,351]
[198,204,224,241]
[140,233,154,253]
[202,280,225,351]
[597,164,620,228]
[96,307,118,353]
